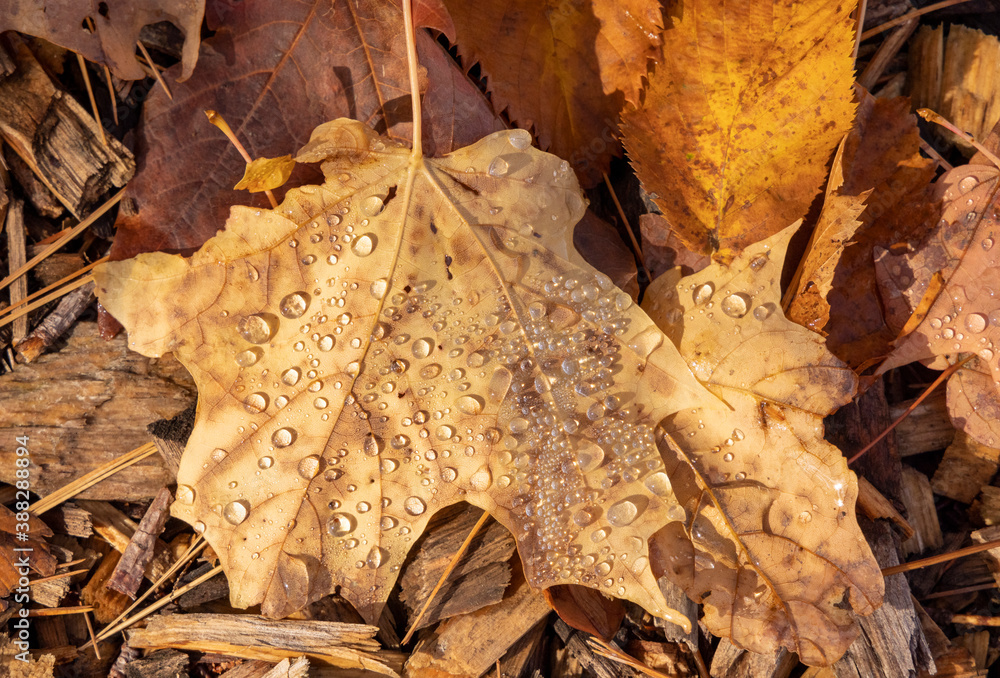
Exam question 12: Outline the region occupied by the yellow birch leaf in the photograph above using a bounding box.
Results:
[235,155,298,193]
[621,0,857,258]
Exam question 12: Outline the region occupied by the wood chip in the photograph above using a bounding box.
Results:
[890,389,954,457]
[970,525,1000,589]
[398,504,515,630]
[77,499,173,582]
[0,37,133,217]
[15,282,96,363]
[901,466,944,556]
[971,485,1000,526]
[710,639,795,678]
[80,549,132,624]
[123,648,189,678]
[5,197,28,342]
[932,432,1000,504]
[405,565,550,677]
[127,613,401,675]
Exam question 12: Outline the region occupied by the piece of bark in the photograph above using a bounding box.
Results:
[217,660,275,678]
[147,405,197,473]
[954,631,989,674]
[856,476,914,540]
[176,562,229,610]
[653,576,699,652]
[858,18,918,92]
[900,466,944,556]
[106,487,172,598]
[497,618,547,678]
[405,564,551,678]
[907,26,944,127]
[30,252,86,288]
[709,639,795,678]
[124,649,190,678]
[398,504,515,630]
[971,485,1000,526]
[552,618,639,678]
[109,643,141,678]
[15,282,96,363]
[4,148,62,218]
[30,570,71,608]
[970,525,1000,588]
[627,640,696,677]
[832,518,933,678]
[890,389,954,456]
[5,197,28,343]
[0,322,195,500]
[80,549,133,623]
[0,36,134,217]
[127,614,401,674]
[77,500,174,583]
[939,26,1000,152]
[932,432,1000,503]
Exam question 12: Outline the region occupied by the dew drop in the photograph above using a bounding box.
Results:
[313,397,328,409]
[327,513,356,536]
[436,425,455,441]
[420,363,442,379]
[488,157,509,177]
[279,292,309,319]
[412,338,433,359]
[692,283,714,304]
[357,501,371,513]
[238,314,274,343]
[351,234,376,257]
[282,367,301,386]
[441,467,458,482]
[176,485,195,505]
[363,434,381,456]
[317,334,335,351]
[644,472,673,496]
[404,496,427,515]
[272,427,295,448]
[370,278,388,298]
[223,500,250,525]
[470,468,492,490]
[235,348,262,367]
[455,395,484,415]
[360,195,385,217]
[607,499,638,526]
[381,516,397,530]
[965,313,988,334]
[366,546,387,568]
[211,448,228,463]
[258,456,274,469]
[627,326,663,359]
[488,367,513,401]
[244,393,268,413]
[721,293,750,318]
[297,455,320,479]
[576,441,605,472]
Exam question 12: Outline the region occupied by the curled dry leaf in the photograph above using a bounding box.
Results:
[439,0,663,185]
[642,225,884,666]
[95,118,720,630]
[788,89,937,367]
[0,0,205,81]
[877,162,1000,447]
[621,0,856,258]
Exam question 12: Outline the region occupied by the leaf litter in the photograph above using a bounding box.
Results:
[91,1,886,665]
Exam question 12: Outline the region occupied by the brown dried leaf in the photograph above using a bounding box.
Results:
[0,0,205,81]
[878,162,1000,446]
[107,0,505,263]
[621,0,856,258]
[793,90,937,367]
[642,224,884,665]
[95,118,713,629]
[440,0,663,185]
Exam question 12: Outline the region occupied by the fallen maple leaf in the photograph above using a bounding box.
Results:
[439,0,663,186]
[642,225,884,665]
[0,0,205,81]
[95,114,719,630]
[621,0,857,258]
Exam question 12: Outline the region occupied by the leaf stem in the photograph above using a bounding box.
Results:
[402,0,422,158]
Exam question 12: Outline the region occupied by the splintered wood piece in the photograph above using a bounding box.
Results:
[890,389,955,457]
[121,648,189,678]
[972,486,1000,526]
[900,467,944,557]
[0,322,193,502]
[971,525,1000,589]
[106,487,174,598]
[405,564,550,677]
[932,432,1000,503]
[5,198,28,343]
[126,614,400,674]
[109,643,141,678]
[856,477,914,540]
[709,638,795,678]
[81,550,133,624]
[4,150,63,218]
[0,37,134,217]
[496,619,547,678]
[398,505,514,634]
